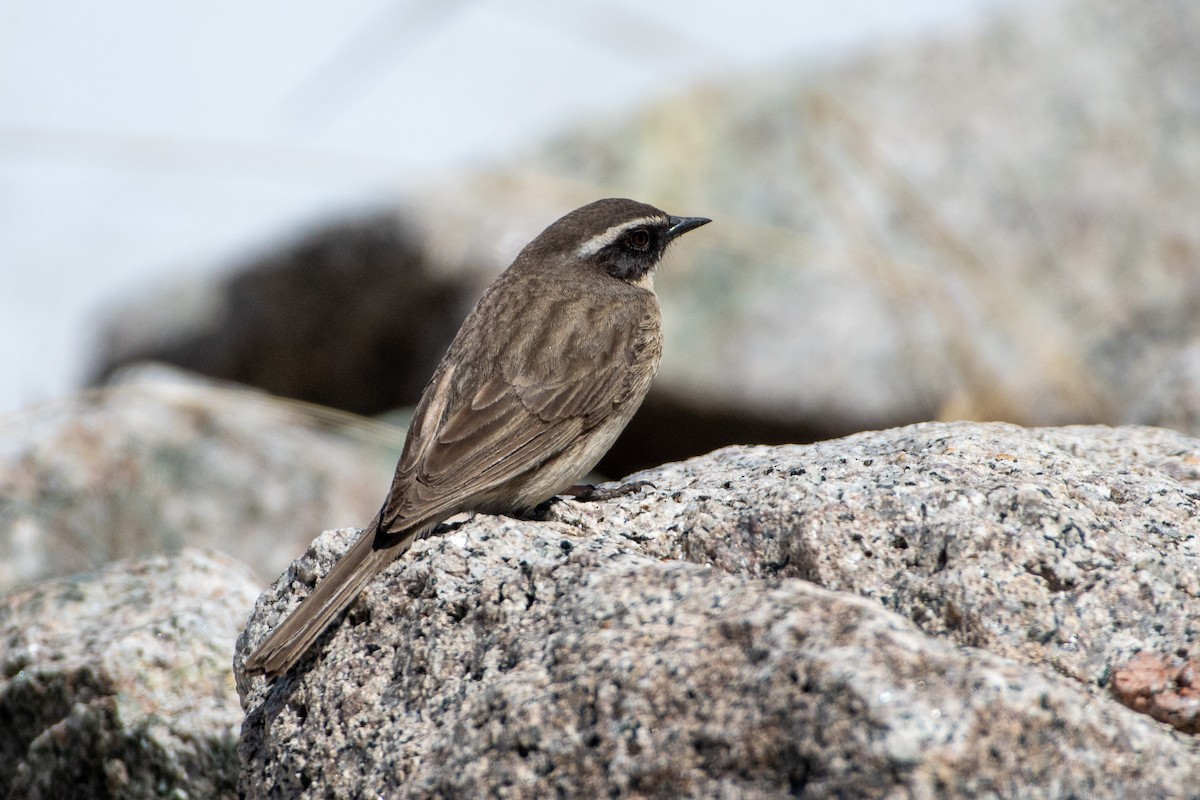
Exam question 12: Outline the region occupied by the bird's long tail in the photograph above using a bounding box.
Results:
[243,513,430,678]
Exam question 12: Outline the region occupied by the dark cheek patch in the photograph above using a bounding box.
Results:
[601,237,666,281]
[605,252,646,281]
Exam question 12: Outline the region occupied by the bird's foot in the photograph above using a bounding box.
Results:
[519,497,563,521]
[566,480,656,503]
[512,481,657,522]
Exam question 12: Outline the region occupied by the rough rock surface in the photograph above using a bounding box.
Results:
[0,548,260,800]
[0,366,403,589]
[236,422,1200,798]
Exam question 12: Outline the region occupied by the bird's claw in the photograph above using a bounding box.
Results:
[567,480,656,503]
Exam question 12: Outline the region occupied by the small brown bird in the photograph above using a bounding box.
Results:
[244,198,710,677]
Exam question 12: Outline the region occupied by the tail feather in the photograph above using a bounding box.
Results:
[243,515,427,678]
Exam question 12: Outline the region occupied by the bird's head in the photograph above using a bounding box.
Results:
[522,198,710,286]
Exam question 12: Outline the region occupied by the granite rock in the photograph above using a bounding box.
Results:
[0,366,402,589]
[236,422,1200,798]
[0,548,261,800]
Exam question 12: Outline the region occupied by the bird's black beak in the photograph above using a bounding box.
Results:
[666,215,711,241]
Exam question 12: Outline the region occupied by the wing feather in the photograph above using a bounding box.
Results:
[380,283,658,530]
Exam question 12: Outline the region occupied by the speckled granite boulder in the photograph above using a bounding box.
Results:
[0,366,402,589]
[1,548,261,800]
[236,422,1200,799]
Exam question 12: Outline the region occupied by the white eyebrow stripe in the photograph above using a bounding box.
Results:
[574,216,665,258]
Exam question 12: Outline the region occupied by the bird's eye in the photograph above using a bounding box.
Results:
[626,228,651,251]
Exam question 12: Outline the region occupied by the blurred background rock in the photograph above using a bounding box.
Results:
[88,0,1200,463]
[4,0,1198,581]
[0,365,404,588]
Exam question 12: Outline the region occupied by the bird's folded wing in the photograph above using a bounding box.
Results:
[381,295,651,526]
